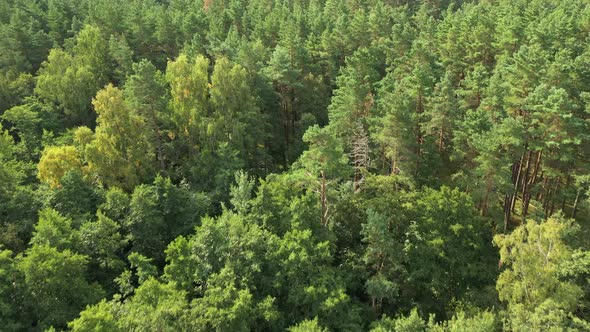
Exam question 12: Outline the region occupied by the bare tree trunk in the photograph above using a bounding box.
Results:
[538,174,547,201]
[523,150,542,217]
[545,177,560,218]
[572,190,580,219]
[352,124,370,191]
[504,194,512,233]
[520,151,532,219]
[511,153,525,213]
[561,175,570,212]
[530,151,542,184]
[543,178,552,216]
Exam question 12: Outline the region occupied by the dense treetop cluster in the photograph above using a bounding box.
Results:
[1,0,590,331]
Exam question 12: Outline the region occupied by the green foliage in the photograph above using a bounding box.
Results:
[166,53,268,201]
[109,35,134,85]
[495,214,589,330]
[404,187,497,316]
[0,250,24,331]
[30,208,79,252]
[35,25,109,125]
[189,266,278,331]
[2,96,53,159]
[68,299,121,332]
[126,176,210,263]
[18,244,104,330]
[38,145,82,188]
[432,311,497,332]
[0,122,21,188]
[288,317,329,332]
[98,187,130,222]
[1,0,590,330]
[118,278,188,331]
[128,252,158,286]
[370,308,426,332]
[70,279,188,332]
[0,182,38,252]
[371,309,497,332]
[86,84,156,190]
[45,170,104,221]
[362,209,401,306]
[79,213,127,291]
[230,170,255,215]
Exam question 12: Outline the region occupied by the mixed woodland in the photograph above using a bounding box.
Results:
[1,0,590,330]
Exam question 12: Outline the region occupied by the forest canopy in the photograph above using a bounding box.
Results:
[1,0,590,331]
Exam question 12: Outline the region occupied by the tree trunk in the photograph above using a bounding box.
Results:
[530,150,542,184]
[511,153,525,213]
[543,178,553,216]
[572,190,580,219]
[503,194,511,233]
[538,174,547,201]
[520,151,532,219]
[545,177,560,217]
[523,150,542,217]
[561,175,570,212]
